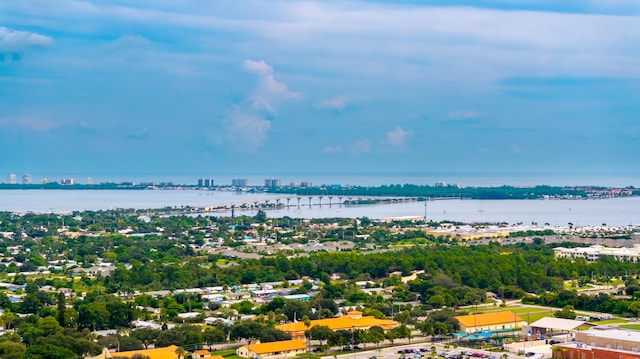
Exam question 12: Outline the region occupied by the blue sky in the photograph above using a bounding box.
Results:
[1,0,639,183]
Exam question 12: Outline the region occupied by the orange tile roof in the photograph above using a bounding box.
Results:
[109,345,179,359]
[246,340,306,354]
[275,315,398,333]
[455,311,523,328]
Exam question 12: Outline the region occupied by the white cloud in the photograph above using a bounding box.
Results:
[323,145,343,154]
[0,117,60,131]
[243,59,299,112]
[218,107,271,153]
[511,144,522,153]
[447,110,481,121]
[316,96,350,110]
[386,127,410,147]
[350,139,373,155]
[0,26,52,54]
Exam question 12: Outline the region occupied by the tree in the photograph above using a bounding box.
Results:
[434,322,448,339]
[419,321,434,337]
[203,327,226,349]
[38,316,63,337]
[0,340,26,359]
[327,332,344,348]
[554,305,577,320]
[309,325,332,346]
[175,346,186,359]
[56,292,66,327]
[131,328,160,349]
[629,301,640,319]
[24,343,76,359]
[365,327,385,349]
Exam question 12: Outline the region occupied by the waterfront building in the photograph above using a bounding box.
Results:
[553,245,640,262]
[22,174,31,184]
[87,177,94,185]
[299,181,312,188]
[264,178,281,187]
[61,178,75,185]
[232,178,248,187]
[198,178,214,187]
[7,173,16,184]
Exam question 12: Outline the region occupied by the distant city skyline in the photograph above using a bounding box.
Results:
[1,1,639,177]
[1,170,639,188]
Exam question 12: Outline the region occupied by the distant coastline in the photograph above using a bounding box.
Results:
[0,182,637,200]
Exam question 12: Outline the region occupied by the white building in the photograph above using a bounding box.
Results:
[553,245,640,262]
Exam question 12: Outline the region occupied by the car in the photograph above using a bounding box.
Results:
[313,347,323,352]
[343,346,352,351]
[353,345,362,350]
[420,348,429,353]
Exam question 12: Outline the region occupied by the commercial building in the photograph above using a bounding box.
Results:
[275,310,398,341]
[89,344,179,359]
[552,326,640,359]
[61,178,75,185]
[236,340,307,359]
[455,311,526,333]
[232,178,248,187]
[553,245,640,262]
[264,178,281,188]
[22,174,31,184]
[527,317,595,338]
[7,173,16,184]
[198,178,215,187]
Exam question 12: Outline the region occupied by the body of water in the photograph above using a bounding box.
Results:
[1,189,639,227]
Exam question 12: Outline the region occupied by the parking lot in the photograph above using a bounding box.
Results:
[325,343,517,359]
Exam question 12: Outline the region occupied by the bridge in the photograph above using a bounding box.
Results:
[198,195,420,213]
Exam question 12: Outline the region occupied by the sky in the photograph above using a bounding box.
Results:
[1,0,640,184]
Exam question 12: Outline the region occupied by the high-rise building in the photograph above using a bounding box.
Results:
[198,178,214,187]
[61,178,75,185]
[264,178,281,188]
[299,181,312,188]
[41,178,50,184]
[231,178,248,187]
[87,177,94,185]
[22,174,32,185]
[7,173,16,184]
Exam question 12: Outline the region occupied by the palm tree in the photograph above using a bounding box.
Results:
[175,346,186,359]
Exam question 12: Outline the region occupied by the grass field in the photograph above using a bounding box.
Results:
[467,305,557,323]
[619,323,640,330]
[598,319,630,325]
[210,349,241,359]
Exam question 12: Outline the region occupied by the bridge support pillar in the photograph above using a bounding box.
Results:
[328,197,333,208]
[297,197,301,208]
[308,196,313,208]
[339,197,343,207]
[318,196,323,208]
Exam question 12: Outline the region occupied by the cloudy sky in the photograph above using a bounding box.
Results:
[1,0,639,183]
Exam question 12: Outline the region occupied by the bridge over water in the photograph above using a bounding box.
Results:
[198,195,419,213]
[197,195,460,213]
